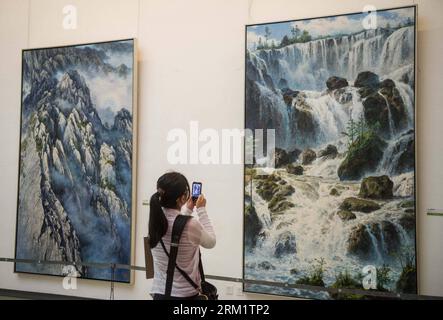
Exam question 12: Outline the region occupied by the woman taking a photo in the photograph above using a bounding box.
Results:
[149,172,216,300]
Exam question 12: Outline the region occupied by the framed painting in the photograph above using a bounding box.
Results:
[244,6,417,299]
[15,39,137,283]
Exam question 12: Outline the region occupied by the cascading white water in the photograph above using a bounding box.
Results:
[380,27,415,75]
[378,90,396,138]
[251,28,408,91]
[395,80,415,126]
[378,131,414,175]
[301,88,364,147]
[247,26,415,153]
[379,139,397,174]
[245,166,415,291]
[250,27,414,90]
[257,82,292,149]
[246,24,416,297]
[367,227,384,263]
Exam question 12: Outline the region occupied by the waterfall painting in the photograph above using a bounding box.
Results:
[244,6,417,299]
[15,39,136,283]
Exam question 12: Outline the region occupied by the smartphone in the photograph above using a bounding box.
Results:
[191,182,202,202]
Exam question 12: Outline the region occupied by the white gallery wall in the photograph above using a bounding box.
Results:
[0,0,442,299]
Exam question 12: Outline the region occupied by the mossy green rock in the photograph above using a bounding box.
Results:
[274,231,296,258]
[286,164,303,175]
[301,148,317,165]
[347,224,373,260]
[362,78,409,138]
[290,268,299,275]
[337,210,356,221]
[318,144,338,159]
[258,261,276,270]
[269,200,294,214]
[256,174,295,214]
[354,71,380,88]
[399,200,414,209]
[245,205,263,248]
[340,197,380,213]
[271,148,300,168]
[338,134,386,181]
[398,212,415,232]
[256,175,282,201]
[380,221,401,254]
[326,76,348,91]
[359,175,393,199]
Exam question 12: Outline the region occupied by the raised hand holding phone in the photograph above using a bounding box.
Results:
[196,194,206,208]
[191,182,202,203]
[185,197,195,211]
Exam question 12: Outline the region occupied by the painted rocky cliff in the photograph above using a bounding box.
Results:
[16,40,134,282]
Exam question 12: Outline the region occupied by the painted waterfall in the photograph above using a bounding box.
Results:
[15,40,135,282]
[244,7,416,299]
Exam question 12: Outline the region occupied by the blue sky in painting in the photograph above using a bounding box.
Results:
[247,7,414,49]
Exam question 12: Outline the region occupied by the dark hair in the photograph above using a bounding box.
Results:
[149,172,190,248]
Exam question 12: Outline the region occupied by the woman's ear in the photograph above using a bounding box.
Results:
[177,194,187,207]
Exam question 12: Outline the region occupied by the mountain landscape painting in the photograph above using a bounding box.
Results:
[244,6,416,299]
[15,39,136,282]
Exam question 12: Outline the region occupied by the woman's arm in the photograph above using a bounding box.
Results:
[195,207,216,248]
[181,204,193,216]
[186,207,216,249]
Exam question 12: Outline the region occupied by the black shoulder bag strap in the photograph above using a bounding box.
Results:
[159,238,199,291]
[160,241,206,290]
[198,250,206,282]
[162,215,196,297]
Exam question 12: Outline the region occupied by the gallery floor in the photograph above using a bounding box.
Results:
[0,289,90,300]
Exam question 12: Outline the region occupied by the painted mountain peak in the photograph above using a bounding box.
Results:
[15,39,135,282]
[244,7,416,299]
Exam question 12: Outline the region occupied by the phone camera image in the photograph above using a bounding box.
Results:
[192,183,202,200]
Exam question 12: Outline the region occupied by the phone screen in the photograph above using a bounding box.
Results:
[192,182,202,199]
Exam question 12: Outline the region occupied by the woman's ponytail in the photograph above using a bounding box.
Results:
[148,192,168,248]
[148,172,190,248]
